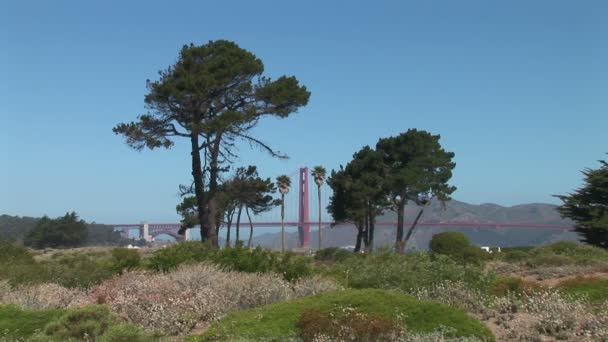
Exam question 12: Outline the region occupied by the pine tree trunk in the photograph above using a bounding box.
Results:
[395,200,406,254]
[246,207,254,248]
[403,207,426,252]
[235,205,243,246]
[226,217,232,248]
[190,132,208,244]
[368,204,375,253]
[354,223,363,253]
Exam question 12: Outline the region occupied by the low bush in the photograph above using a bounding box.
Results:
[430,232,470,259]
[110,247,141,273]
[147,243,312,281]
[314,247,354,262]
[39,252,116,288]
[501,250,529,263]
[490,276,525,297]
[0,305,65,339]
[462,246,492,265]
[43,305,117,340]
[334,250,494,293]
[193,289,495,341]
[557,277,608,304]
[527,241,608,267]
[146,241,212,272]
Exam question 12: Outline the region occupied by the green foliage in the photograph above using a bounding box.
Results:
[557,277,608,304]
[43,305,116,340]
[212,245,278,273]
[462,245,492,265]
[429,232,489,265]
[501,250,529,263]
[314,247,354,262]
[109,248,141,273]
[146,242,312,281]
[98,324,156,342]
[556,158,608,248]
[273,251,312,282]
[0,305,65,339]
[146,241,213,272]
[24,212,87,249]
[526,241,608,267]
[430,232,470,257]
[490,276,525,297]
[193,289,494,341]
[40,252,116,288]
[0,240,47,285]
[333,250,493,293]
[0,240,136,288]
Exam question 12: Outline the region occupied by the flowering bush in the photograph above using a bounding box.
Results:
[410,281,489,315]
[2,283,87,310]
[90,263,332,335]
[293,275,343,297]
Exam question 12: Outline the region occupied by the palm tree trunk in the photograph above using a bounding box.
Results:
[318,185,322,250]
[246,207,254,248]
[281,194,285,252]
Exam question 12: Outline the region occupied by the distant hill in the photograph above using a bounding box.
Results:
[251,200,579,250]
[0,214,129,246]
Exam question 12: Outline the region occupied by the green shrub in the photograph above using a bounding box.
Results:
[98,324,156,342]
[43,305,116,340]
[314,247,353,262]
[110,247,141,273]
[462,246,491,265]
[0,240,48,285]
[147,243,312,281]
[41,252,115,288]
[212,246,277,274]
[502,250,529,263]
[557,277,608,304]
[529,241,608,266]
[490,276,524,296]
[526,253,573,267]
[430,232,471,262]
[333,250,493,293]
[146,241,212,272]
[0,305,65,339]
[274,251,312,282]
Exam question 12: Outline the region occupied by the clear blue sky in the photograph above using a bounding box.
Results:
[1,0,606,224]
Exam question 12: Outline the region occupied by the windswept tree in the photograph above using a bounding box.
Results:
[376,129,456,254]
[327,147,387,253]
[556,157,608,249]
[114,40,310,247]
[311,165,327,249]
[327,167,367,252]
[343,147,388,252]
[276,175,291,252]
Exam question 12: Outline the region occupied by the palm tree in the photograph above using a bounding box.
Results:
[276,175,291,252]
[311,166,326,250]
